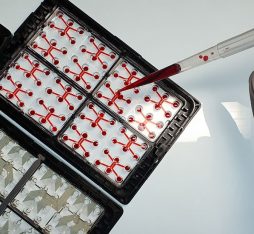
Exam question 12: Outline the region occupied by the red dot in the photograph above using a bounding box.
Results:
[25,73,31,78]
[64,68,70,73]
[52,127,57,132]
[41,118,46,124]
[17,83,22,88]
[134,89,139,94]
[203,55,209,61]
[69,105,74,111]
[86,84,91,90]
[125,166,130,171]
[93,141,98,146]
[84,152,90,157]
[60,32,65,36]
[88,103,94,109]
[83,66,88,71]
[80,114,85,119]
[49,22,54,28]
[133,155,139,160]
[44,70,50,76]
[71,125,77,130]
[8,93,14,99]
[112,138,117,144]
[132,70,137,76]
[39,100,44,105]
[113,72,118,78]
[105,83,110,88]
[91,122,96,128]
[32,43,38,49]
[152,86,158,92]
[116,177,122,183]
[54,60,59,65]
[165,112,171,118]
[104,149,109,154]
[47,89,52,94]
[123,147,128,152]
[97,92,102,98]
[61,116,66,121]
[102,130,107,136]
[82,133,88,138]
[74,143,79,149]
[77,95,83,100]
[62,50,67,55]
[49,108,55,113]
[73,58,78,63]
[144,96,150,102]
[126,99,131,104]
[118,109,123,114]
[30,110,35,115]
[110,54,116,59]
[44,52,49,57]
[92,56,97,61]
[110,120,115,125]
[90,37,95,43]
[81,48,86,53]
[71,39,76,45]
[128,116,134,122]
[199,55,203,59]
[102,64,107,69]
[75,76,81,81]
[95,160,100,166]
[19,102,24,107]
[51,41,57,47]
[62,135,68,141]
[120,128,126,133]
[37,81,42,86]
[122,63,127,68]
[173,101,179,108]
[0,85,2,90]
[106,168,112,174]
[94,74,99,79]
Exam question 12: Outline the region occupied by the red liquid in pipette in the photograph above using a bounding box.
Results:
[119,63,181,92]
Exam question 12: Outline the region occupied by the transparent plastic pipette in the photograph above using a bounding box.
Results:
[120,28,254,92]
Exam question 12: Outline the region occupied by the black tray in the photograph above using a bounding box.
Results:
[0,0,200,204]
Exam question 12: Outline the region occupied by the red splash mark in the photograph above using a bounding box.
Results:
[64,57,100,90]
[113,62,140,86]
[49,11,85,44]
[46,78,83,111]
[112,127,147,160]
[79,102,115,136]
[128,105,164,139]
[32,32,67,65]
[95,149,130,183]
[80,36,116,70]
[144,85,180,118]
[15,54,50,86]
[96,83,132,114]
[29,99,66,133]
[0,75,33,107]
[62,124,98,158]
[199,55,209,62]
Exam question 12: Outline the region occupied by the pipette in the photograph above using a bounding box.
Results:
[119,28,254,92]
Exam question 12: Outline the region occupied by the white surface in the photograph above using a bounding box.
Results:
[1,0,254,234]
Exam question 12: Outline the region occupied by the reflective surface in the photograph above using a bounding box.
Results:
[1,0,254,234]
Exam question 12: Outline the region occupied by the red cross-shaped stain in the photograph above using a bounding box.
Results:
[64,57,100,90]
[113,62,140,86]
[32,32,67,65]
[95,149,131,183]
[144,85,180,118]
[62,124,98,158]
[112,127,147,160]
[46,78,83,110]
[97,82,132,114]
[15,54,50,86]
[80,36,116,70]
[29,99,65,133]
[0,75,33,107]
[49,11,85,44]
[128,105,164,139]
[79,102,115,136]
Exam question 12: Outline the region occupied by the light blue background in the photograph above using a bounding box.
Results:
[1,1,254,233]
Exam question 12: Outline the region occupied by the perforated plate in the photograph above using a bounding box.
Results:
[0,0,200,203]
